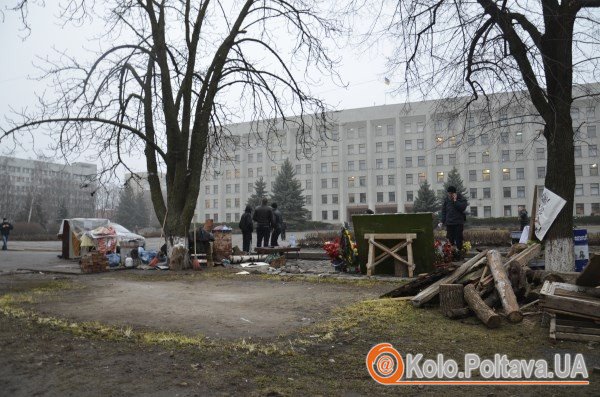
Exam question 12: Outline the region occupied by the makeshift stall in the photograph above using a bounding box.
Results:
[58,218,145,259]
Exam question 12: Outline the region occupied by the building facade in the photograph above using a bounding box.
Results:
[195,94,600,224]
[0,156,97,223]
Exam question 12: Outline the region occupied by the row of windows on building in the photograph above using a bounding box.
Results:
[241,123,597,163]
[214,143,598,181]
[0,165,93,180]
[204,163,599,198]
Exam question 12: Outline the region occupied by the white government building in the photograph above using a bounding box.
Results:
[194,92,600,225]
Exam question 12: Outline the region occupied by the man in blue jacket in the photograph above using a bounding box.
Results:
[441,186,468,257]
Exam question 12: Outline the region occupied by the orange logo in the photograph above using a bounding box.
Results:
[366,343,404,384]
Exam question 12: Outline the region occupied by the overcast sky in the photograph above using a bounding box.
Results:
[0,2,400,176]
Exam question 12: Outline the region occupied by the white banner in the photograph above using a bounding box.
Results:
[534,188,567,240]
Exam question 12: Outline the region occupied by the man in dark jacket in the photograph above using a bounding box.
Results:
[441,186,468,255]
[238,205,254,253]
[519,208,529,231]
[1,218,14,251]
[253,198,274,248]
[270,203,284,247]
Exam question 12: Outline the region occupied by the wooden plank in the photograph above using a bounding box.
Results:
[372,241,405,263]
[411,251,487,307]
[367,239,375,276]
[371,240,409,267]
[554,331,600,342]
[364,233,417,240]
[549,315,556,340]
[540,281,600,298]
[554,289,600,302]
[556,324,600,336]
[542,308,600,322]
[555,317,600,328]
[540,295,600,320]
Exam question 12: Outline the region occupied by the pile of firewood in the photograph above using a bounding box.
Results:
[80,251,109,274]
[382,245,600,339]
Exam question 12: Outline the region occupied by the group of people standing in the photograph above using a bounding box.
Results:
[238,198,285,253]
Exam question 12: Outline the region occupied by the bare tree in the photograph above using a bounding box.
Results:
[354,0,600,271]
[2,1,341,260]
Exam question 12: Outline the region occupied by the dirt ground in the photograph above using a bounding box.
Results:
[33,272,389,339]
[1,270,598,396]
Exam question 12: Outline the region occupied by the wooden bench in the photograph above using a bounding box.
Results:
[364,233,417,277]
[255,246,301,259]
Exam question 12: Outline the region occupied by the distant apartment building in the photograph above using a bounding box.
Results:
[0,156,97,222]
[194,92,600,224]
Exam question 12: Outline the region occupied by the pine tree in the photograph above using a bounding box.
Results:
[246,177,269,209]
[438,166,468,206]
[270,159,309,226]
[115,185,140,230]
[444,167,468,196]
[413,181,440,213]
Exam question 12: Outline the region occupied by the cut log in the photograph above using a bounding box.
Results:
[487,250,523,323]
[411,251,487,307]
[440,284,465,318]
[479,244,541,295]
[380,266,456,298]
[464,284,502,328]
[444,291,499,319]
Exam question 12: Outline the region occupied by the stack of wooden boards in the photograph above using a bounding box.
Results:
[541,280,599,342]
[381,246,600,339]
[80,251,109,274]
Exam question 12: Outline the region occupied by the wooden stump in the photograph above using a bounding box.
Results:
[440,284,465,318]
[487,250,523,323]
[464,284,502,328]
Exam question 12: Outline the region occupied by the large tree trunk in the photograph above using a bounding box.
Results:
[540,8,576,272]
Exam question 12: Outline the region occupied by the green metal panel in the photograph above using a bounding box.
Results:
[352,213,435,275]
